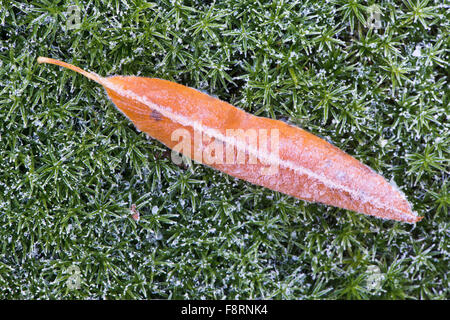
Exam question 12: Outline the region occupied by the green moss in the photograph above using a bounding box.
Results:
[0,0,448,299]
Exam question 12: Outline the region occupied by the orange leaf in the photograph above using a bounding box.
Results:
[38,57,422,223]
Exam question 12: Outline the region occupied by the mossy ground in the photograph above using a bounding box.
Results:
[0,0,448,299]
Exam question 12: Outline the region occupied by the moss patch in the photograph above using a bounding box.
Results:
[0,0,448,299]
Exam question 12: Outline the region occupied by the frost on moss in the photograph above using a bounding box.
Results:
[0,0,448,299]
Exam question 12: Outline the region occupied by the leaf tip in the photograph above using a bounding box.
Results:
[37,56,49,64]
